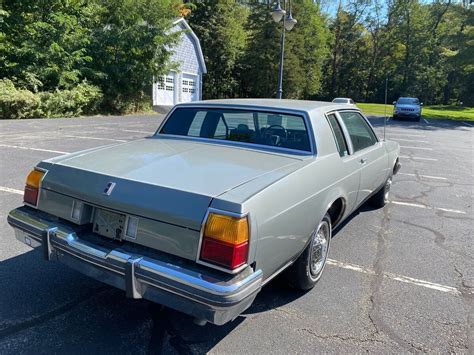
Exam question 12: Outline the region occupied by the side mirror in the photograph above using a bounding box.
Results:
[392,101,396,105]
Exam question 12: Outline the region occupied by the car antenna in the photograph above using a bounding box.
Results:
[383,77,388,141]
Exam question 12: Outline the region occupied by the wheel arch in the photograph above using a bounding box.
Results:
[325,196,346,227]
[393,157,401,175]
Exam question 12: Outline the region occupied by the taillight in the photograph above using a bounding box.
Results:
[24,169,45,207]
[200,212,249,270]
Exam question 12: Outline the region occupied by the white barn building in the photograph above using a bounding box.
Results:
[152,18,207,109]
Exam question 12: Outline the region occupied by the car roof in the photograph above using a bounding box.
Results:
[175,98,358,115]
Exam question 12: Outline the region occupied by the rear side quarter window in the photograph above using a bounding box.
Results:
[326,113,349,157]
[339,111,378,153]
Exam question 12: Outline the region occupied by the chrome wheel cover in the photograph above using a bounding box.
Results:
[309,220,330,278]
[384,177,392,203]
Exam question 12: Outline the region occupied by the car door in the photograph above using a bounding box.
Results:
[337,111,387,206]
[325,112,361,215]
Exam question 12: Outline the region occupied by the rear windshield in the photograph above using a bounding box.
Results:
[159,108,311,152]
[397,98,419,105]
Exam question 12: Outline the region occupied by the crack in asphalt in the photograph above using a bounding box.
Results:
[0,287,107,339]
[397,218,473,261]
[389,143,473,352]
[393,167,472,219]
[367,203,428,352]
[297,327,387,347]
[453,265,474,353]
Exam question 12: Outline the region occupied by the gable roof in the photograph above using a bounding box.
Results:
[172,18,207,74]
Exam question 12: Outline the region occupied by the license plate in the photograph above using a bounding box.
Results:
[93,209,125,240]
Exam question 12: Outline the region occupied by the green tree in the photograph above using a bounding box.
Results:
[283,0,330,99]
[440,3,474,105]
[323,1,371,101]
[240,1,280,98]
[188,0,248,99]
[88,0,180,112]
[0,0,97,91]
[241,0,329,99]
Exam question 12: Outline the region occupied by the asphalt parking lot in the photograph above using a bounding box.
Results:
[0,113,473,353]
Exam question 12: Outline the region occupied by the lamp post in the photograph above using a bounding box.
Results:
[271,0,297,99]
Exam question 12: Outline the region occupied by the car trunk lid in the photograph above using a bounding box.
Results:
[41,138,303,230]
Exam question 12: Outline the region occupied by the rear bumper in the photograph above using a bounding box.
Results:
[7,206,262,325]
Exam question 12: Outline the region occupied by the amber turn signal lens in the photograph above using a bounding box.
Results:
[203,213,249,245]
[24,169,45,206]
[200,213,249,269]
[26,169,45,189]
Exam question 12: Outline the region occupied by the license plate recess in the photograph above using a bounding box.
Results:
[93,209,125,240]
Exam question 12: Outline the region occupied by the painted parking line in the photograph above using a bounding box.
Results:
[0,144,68,155]
[423,118,429,124]
[386,133,426,138]
[391,138,429,144]
[121,129,154,134]
[64,135,128,143]
[390,200,466,214]
[327,259,462,296]
[398,172,447,180]
[462,122,473,127]
[0,186,23,195]
[400,146,433,151]
[399,155,438,161]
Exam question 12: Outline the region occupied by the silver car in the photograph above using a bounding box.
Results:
[332,97,356,105]
[393,97,422,120]
[8,99,400,325]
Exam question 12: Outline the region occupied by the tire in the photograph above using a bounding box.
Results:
[392,115,398,120]
[370,176,392,208]
[288,214,332,291]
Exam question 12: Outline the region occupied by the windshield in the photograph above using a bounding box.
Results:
[332,98,349,103]
[397,98,419,105]
[159,107,311,152]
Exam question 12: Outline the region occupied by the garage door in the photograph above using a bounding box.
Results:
[181,74,198,103]
[155,74,175,106]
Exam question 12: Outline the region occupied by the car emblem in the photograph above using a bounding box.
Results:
[103,182,116,196]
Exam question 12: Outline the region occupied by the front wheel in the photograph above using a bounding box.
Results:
[288,214,331,290]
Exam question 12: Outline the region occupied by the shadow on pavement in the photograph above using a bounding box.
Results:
[0,245,306,354]
[0,202,385,354]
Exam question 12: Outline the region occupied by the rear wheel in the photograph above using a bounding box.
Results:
[370,176,392,208]
[289,214,331,290]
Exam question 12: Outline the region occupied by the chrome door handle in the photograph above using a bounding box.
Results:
[360,158,367,164]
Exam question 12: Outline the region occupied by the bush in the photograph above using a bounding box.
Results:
[39,82,103,118]
[0,80,102,119]
[0,79,40,119]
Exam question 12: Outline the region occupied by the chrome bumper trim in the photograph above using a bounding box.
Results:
[7,206,263,325]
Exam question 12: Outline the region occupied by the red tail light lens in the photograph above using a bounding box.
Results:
[200,213,249,270]
[201,238,248,269]
[24,169,45,206]
[24,186,39,206]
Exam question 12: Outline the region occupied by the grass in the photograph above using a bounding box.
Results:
[357,103,474,121]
